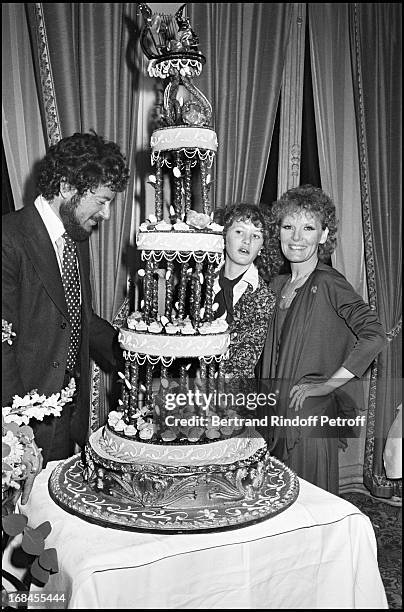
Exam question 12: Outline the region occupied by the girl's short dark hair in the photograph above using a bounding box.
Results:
[215,202,283,281]
[267,184,338,260]
[36,131,130,200]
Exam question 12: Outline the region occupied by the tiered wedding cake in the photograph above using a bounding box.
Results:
[49,5,298,531]
[84,6,269,510]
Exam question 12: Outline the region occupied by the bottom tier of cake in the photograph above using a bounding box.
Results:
[84,427,270,510]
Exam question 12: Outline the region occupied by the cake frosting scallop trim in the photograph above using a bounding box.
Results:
[89,426,267,467]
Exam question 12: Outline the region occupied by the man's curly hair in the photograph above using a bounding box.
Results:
[267,184,338,261]
[215,203,283,281]
[36,131,130,200]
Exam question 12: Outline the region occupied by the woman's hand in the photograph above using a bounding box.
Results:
[289,382,335,412]
[289,367,356,412]
[20,441,43,505]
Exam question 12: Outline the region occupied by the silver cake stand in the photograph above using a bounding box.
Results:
[48,454,299,533]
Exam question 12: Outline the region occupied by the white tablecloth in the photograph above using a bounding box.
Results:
[6,462,387,609]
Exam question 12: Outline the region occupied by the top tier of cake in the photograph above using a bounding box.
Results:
[151,126,217,153]
[137,227,224,258]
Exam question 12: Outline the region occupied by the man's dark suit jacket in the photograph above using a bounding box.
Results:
[2,204,119,460]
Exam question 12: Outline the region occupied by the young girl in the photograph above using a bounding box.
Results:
[213,203,280,382]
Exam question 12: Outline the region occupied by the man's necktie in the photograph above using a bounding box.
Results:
[61,232,81,371]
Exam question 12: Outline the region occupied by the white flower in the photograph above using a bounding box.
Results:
[11,395,33,409]
[114,419,125,432]
[3,430,25,463]
[123,424,137,437]
[2,319,16,345]
[27,404,62,421]
[2,430,27,490]
[138,421,155,440]
[43,393,62,409]
[208,222,224,232]
[108,411,124,427]
[3,412,30,426]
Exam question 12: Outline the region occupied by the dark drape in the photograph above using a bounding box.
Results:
[300,16,321,189]
[189,3,293,208]
[349,3,402,498]
[261,16,322,207]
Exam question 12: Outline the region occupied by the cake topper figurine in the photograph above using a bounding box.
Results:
[138,3,201,59]
[137,2,211,128]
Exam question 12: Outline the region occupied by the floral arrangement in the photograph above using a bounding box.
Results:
[2,380,75,587]
[2,380,76,491]
[2,319,75,587]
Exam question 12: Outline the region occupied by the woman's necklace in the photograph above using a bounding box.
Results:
[280,270,313,304]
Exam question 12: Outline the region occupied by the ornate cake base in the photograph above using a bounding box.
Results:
[48,454,299,533]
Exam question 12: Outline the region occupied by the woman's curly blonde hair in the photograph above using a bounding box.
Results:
[266,184,338,261]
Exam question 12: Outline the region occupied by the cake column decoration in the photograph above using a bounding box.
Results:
[199,160,210,215]
[218,360,225,394]
[188,267,195,321]
[145,362,154,406]
[179,364,187,391]
[155,157,163,221]
[129,362,139,422]
[160,366,168,392]
[173,151,183,218]
[199,358,207,397]
[165,260,175,319]
[123,360,131,418]
[208,363,216,392]
[204,263,215,322]
[184,160,192,218]
[144,258,153,323]
[152,266,159,319]
[178,261,189,318]
[192,261,203,327]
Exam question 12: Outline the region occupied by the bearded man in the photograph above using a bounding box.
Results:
[2,131,130,479]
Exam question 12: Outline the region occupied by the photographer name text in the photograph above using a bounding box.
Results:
[165,415,366,428]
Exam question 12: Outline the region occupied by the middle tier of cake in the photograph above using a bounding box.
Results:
[119,327,230,359]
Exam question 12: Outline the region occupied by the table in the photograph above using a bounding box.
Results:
[5,462,388,609]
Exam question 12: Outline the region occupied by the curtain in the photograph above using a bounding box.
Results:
[189,3,293,208]
[308,5,369,491]
[308,3,367,301]
[349,3,402,498]
[2,3,46,210]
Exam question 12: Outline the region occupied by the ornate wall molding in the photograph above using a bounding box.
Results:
[351,4,377,313]
[33,3,61,145]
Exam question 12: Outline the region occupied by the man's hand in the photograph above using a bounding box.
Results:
[20,441,43,505]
